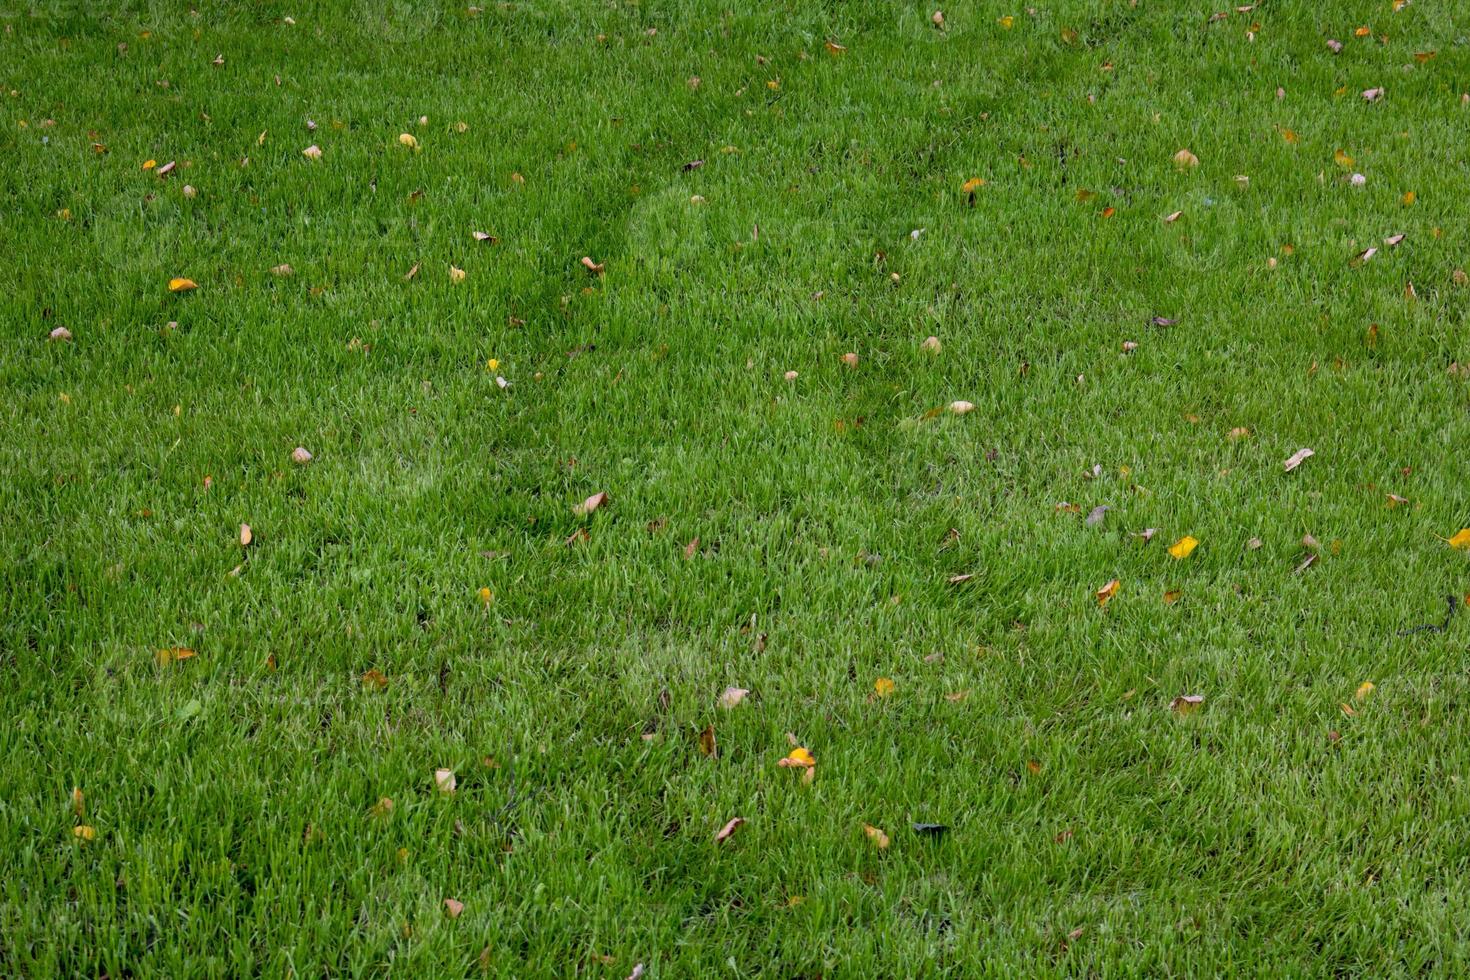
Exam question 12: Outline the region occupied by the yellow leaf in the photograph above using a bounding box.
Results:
[1280,128,1298,143]
[71,787,85,818]
[1095,578,1120,607]
[1333,148,1354,168]
[142,158,156,170]
[874,677,895,697]
[998,15,1014,28]
[398,133,418,149]
[73,825,96,842]
[1167,535,1198,559]
[862,824,890,849]
[479,586,493,605]
[155,646,196,665]
[1355,681,1375,701]
[1449,529,1470,549]
[168,277,197,292]
[1402,191,1416,205]
[962,177,985,193]
[1354,25,1370,37]
[449,265,466,284]
[779,747,815,769]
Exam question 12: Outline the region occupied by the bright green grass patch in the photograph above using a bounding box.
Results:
[3,0,1470,974]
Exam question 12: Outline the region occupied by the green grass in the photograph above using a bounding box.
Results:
[4,0,1470,974]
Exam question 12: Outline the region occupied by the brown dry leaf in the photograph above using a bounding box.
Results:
[581,256,605,275]
[270,263,293,277]
[1282,447,1314,472]
[931,9,945,27]
[1163,210,1183,223]
[698,724,717,757]
[239,523,253,547]
[718,687,749,709]
[683,537,700,559]
[841,351,860,368]
[1096,579,1120,607]
[362,668,388,689]
[403,262,420,281]
[945,689,970,702]
[71,786,85,819]
[1173,148,1200,169]
[574,491,608,517]
[1163,589,1182,605]
[863,824,891,849]
[1293,553,1318,575]
[434,768,457,794]
[1340,702,1357,717]
[1169,694,1204,715]
[472,231,498,244]
[715,817,745,844]
[825,40,847,54]
[369,797,394,818]
[443,898,464,918]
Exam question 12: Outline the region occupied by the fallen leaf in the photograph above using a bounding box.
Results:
[841,351,859,368]
[1384,233,1405,247]
[945,690,970,702]
[270,263,293,277]
[825,40,847,54]
[1353,246,1377,265]
[1169,694,1204,715]
[370,797,394,818]
[1085,505,1109,527]
[698,724,716,757]
[863,824,890,849]
[1137,528,1158,543]
[443,898,464,918]
[71,787,85,818]
[49,326,72,342]
[239,523,253,547]
[714,817,745,844]
[168,277,197,292]
[1247,537,1263,550]
[1167,535,1198,560]
[931,10,944,27]
[155,647,196,665]
[574,491,608,517]
[1333,148,1353,167]
[73,825,96,842]
[779,747,815,769]
[302,144,322,160]
[404,262,420,281]
[1228,427,1250,440]
[1173,148,1200,169]
[1096,578,1120,607]
[1326,38,1343,52]
[947,573,974,585]
[962,177,985,194]
[783,370,799,381]
[156,160,176,176]
[472,231,498,244]
[398,133,419,149]
[1164,210,1183,223]
[581,256,605,275]
[1448,529,1470,550]
[1355,681,1375,701]
[1163,589,1182,604]
[434,768,457,794]
[1283,448,1314,472]
[362,668,388,689]
[718,687,749,709]
[627,964,646,980]
[449,265,466,284]
[1386,493,1408,507]
[948,400,975,415]
[1340,702,1357,717]
[1293,553,1318,575]
[1150,316,1177,327]
[683,537,699,559]
[1362,87,1384,102]
[874,677,895,698]
[292,446,313,465]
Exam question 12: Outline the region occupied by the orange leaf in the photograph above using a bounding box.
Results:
[1095,579,1120,606]
[168,277,197,292]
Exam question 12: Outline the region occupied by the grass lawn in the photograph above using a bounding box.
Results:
[5,0,1470,974]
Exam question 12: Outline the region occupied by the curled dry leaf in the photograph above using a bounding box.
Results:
[1228,427,1250,440]
[49,326,72,342]
[1085,505,1109,527]
[1362,87,1384,102]
[574,491,608,517]
[1384,233,1405,246]
[779,746,815,769]
[714,817,745,844]
[948,400,975,415]
[443,898,464,918]
[434,768,457,794]
[1164,210,1183,223]
[472,231,498,243]
[1353,247,1377,265]
[403,262,420,281]
[72,786,85,818]
[1096,579,1120,607]
[1173,148,1199,169]
[1137,528,1158,543]
[1283,447,1314,472]
[921,335,941,353]
[168,277,197,292]
[156,160,176,177]
[863,824,891,849]
[1247,536,1263,550]
[1326,38,1343,53]
[1386,493,1408,507]
[1163,589,1182,604]
[271,263,293,277]
[581,256,605,275]
[362,668,388,689]
[718,686,749,709]
[1167,535,1198,559]
[683,537,699,559]
[302,144,322,160]
[825,39,847,54]
[931,9,944,27]
[841,351,859,368]
[292,446,313,465]
[398,133,418,149]
[1169,694,1204,715]
[783,370,799,381]
[239,523,253,547]
[1122,340,1138,352]
[449,265,466,283]
[1150,316,1177,327]
[698,723,716,757]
